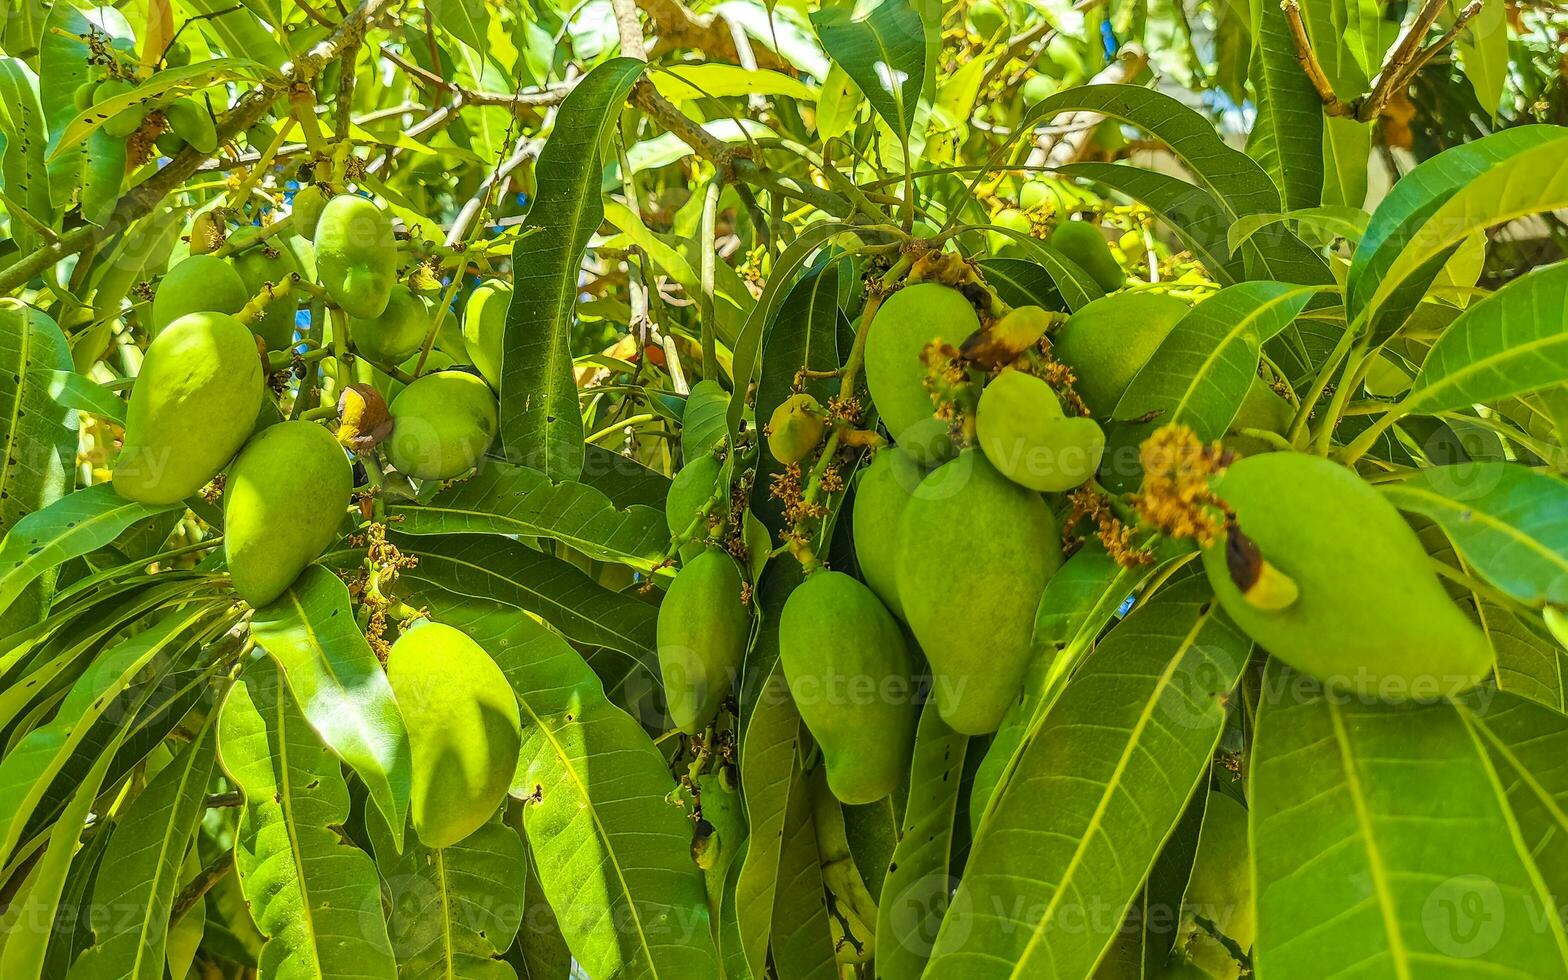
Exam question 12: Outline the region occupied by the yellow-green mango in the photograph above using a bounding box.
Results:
[1052,291,1189,416]
[666,454,724,563]
[151,255,249,334]
[767,393,826,464]
[94,78,144,138]
[385,370,498,480]
[352,283,430,363]
[315,194,397,319]
[114,312,264,504]
[1047,220,1125,293]
[896,450,1062,734]
[1200,452,1492,699]
[462,280,511,387]
[228,228,301,350]
[656,547,750,733]
[164,97,216,154]
[987,206,1033,254]
[223,421,352,607]
[780,571,917,804]
[292,184,328,241]
[976,369,1105,491]
[851,447,924,620]
[387,622,521,849]
[1177,793,1253,980]
[864,283,978,464]
[1225,373,1293,456]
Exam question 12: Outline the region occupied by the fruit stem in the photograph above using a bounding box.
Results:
[1286,323,1357,447]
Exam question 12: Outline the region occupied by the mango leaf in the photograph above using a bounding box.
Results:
[768,770,836,978]
[682,378,733,462]
[38,2,134,210]
[1382,463,1568,606]
[1480,600,1568,713]
[1058,163,1242,285]
[1227,206,1370,254]
[1095,789,1209,979]
[488,614,719,978]
[0,304,76,633]
[1322,116,1373,209]
[46,369,125,424]
[979,257,1066,308]
[175,0,287,68]
[0,59,52,257]
[927,578,1251,977]
[67,725,216,980]
[810,0,925,141]
[874,699,970,980]
[1245,0,1323,211]
[367,810,527,980]
[386,533,658,671]
[981,229,1104,311]
[1453,0,1509,120]
[500,57,645,479]
[1251,663,1568,978]
[652,63,817,102]
[1112,281,1324,438]
[217,655,399,979]
[518,846,575,980]
[248,566,412,851]
[1347,127,1568,328]
[1400,261,1568,416]
[429,0,490,54]
[0,484,182,622]
[0,601,221,864]
[51,59,282,157]
[388,462,669,572]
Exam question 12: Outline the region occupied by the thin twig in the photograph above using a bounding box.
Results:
[1359,0,1448,120]
[169,850,235,925]
[1281,0,1355,116]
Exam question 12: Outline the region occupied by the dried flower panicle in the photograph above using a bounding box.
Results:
[1066,485,1150,568]
[1132,424,1232,548]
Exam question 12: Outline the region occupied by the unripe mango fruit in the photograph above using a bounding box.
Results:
[223,421,352,607]
[462,280,511,387]
[851,447,924,620]
[666,454,724,563]
[315,194,397,319]
[387,622,521,849]
[1047,220,1125,293]
[292,185,328,241]
[1201,452,1492,699]
[864,283,979,464]
[352,283,431,363]
[683,772,744,914]
[780,572,917,804]
[657,548,750,734]
[1178,793,1253,980]
[977,369,1104,491]
[1224,373,1293,456]
[151,255,250,335]
[1052,291,1189,416]
[385,370,498,480]
[114,312,265,504]
[228,228,302,350]
[164,97,216,154]
[897,450,1062,734]
[94,78,144,138]
[767,393,826,464]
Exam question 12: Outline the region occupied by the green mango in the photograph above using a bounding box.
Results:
[155,131,186,157]
[864,282,978,464]
[767,393,826,464]
[292,185,328,241]
[1177,793,1253,980]
[223,421,352,607]
[315,195,397,319]
[1201,452,1492,699]
[683,772,745,915]
[1019,177,1055,211]
[987,206,1033,254]
[114,312,265,504]
[73,79,98,112]
[656,547,750,733]
[897,450,1062,734]
[1052,291,1189,417]
[780,571,917,804]
[352,282,431,363]
[387,622,521,849]
[1225,372,1293,456]
[164,97,216,154]
[977,369,1105,491]
[385,371,498,480]
[462,279,511,387]
[1047,220,1125,293]
[851,446,924,620]
[228,228,302,351]
[151,255,250,335]
[1021,73,1053,106]
[94,78,145,138]
[666,454,724,563]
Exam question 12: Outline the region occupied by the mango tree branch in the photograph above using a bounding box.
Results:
[1356,0,1458,121]
[1281,1,1356,117]
[0,0,393,296]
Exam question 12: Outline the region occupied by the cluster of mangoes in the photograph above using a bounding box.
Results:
[76,57,217,158]
[111,192,513,607]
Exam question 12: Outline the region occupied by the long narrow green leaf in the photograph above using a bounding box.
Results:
[248,566,412,850]
[217,655,398,979]
[768,770,836,978]
[1245,0,1323,211]
[928,578,1251,977]
[1251,662,1568,977]
[68,726,217,980]
[500,57,645,479]
[811,0,925,141]
[0,58,53,256]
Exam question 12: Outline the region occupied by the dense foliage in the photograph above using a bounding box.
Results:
[1,0,1567,977]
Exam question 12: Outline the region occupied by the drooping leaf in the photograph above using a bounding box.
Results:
[810,0,925,141]
[248,566,412,850]
[768,770,837,978]
[1382,463,1568,606]
[928,578,1252,977]
[1452,0,1509,120]
[1252,662,1568,978]
[500,57,645,479]
[217,655,399,979]
[981,229,1104,311]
